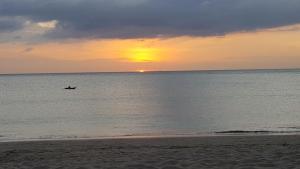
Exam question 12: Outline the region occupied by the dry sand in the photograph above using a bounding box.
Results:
[0,135,300,169]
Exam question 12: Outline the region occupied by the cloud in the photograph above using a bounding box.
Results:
[0,17,25,32]
[1,0,300,40]
[0,18,59,43]
[37,20,58,29]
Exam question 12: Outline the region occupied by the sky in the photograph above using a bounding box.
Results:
[0,0,300,73]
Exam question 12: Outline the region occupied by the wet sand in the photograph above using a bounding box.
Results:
[0,135,300,169]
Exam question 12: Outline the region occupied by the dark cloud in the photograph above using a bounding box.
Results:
[0,17,25,32]
[1,0,300,39]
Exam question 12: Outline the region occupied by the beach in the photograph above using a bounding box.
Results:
[1,135,300,169]
[0,71,299,169]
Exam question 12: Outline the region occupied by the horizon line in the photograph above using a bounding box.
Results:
[0,68,299,76]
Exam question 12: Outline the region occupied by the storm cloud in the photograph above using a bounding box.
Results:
[1,0,300,39]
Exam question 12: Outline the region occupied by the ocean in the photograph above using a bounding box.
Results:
[0,70,299,141]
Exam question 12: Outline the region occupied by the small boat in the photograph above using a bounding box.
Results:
[65,86,76,90]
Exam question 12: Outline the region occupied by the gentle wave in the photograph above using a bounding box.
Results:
[215,130,300,134]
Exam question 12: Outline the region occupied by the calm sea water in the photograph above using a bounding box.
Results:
[0,70,299,141]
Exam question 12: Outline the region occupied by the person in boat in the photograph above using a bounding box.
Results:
[65,86,76,89]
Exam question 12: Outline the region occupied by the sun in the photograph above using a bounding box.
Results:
[138,69,145,73]
[127,47,159,62]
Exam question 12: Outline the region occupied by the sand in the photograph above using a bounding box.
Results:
[0,135,300,169]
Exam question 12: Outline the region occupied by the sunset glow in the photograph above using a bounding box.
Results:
[126,47,160,63]
[0,0,300,74]
[1,25,300,74]
[1,1,300,167]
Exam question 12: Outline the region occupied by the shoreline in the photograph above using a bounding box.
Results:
[1,132,300,143]
[2,134,300,145]
[1,135,299,169]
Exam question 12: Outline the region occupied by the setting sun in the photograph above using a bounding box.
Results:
[127,47,159,62]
